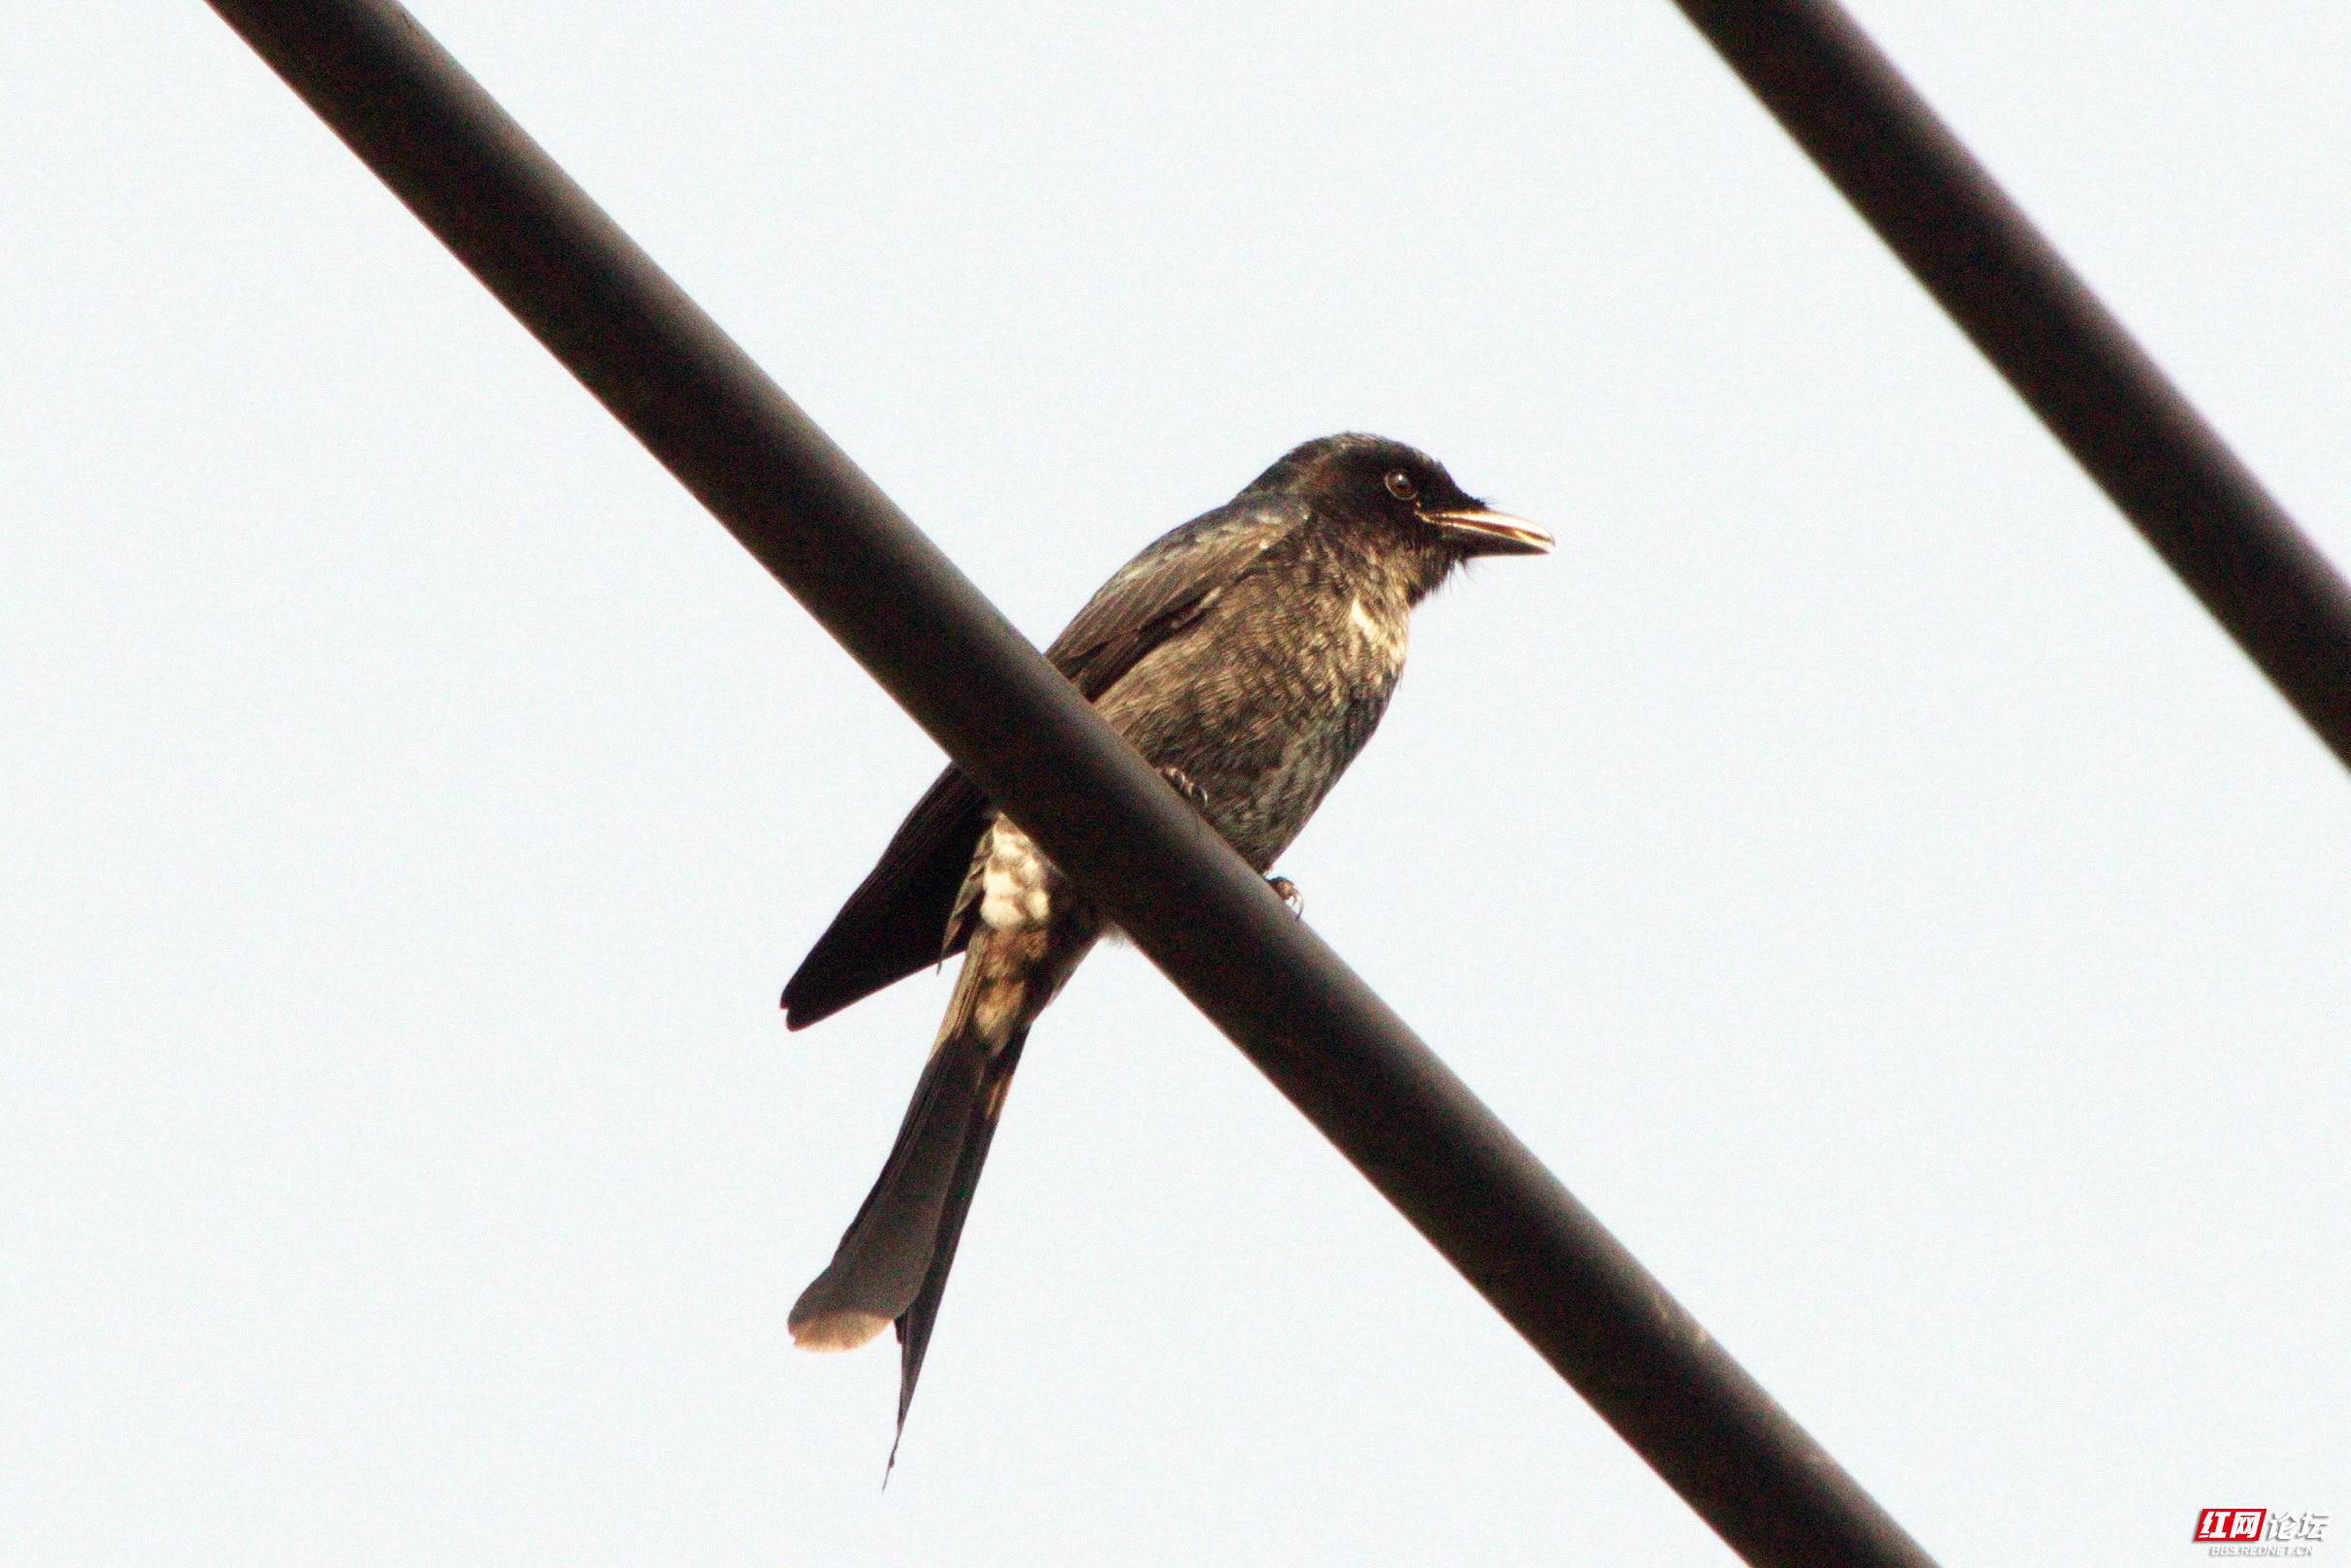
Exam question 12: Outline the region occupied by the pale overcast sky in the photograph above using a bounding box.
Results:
[5,4,2345,1564]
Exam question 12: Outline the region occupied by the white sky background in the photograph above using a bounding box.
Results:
[5,2,2346,1562]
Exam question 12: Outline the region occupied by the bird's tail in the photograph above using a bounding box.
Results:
[788,934,1039,1461]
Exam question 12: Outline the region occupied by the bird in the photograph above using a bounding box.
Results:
[781,433,1551,1464]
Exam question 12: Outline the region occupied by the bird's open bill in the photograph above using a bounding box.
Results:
[1418,506,1554,556]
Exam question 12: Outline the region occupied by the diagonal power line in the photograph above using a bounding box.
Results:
[1671,0,2351,772]
[203,8,1937,1561]
[199,0,2346,1561]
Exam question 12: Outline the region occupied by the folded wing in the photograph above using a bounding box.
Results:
[780,495,1308,1028]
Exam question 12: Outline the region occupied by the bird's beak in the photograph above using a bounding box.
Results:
[1417,506,1554,557]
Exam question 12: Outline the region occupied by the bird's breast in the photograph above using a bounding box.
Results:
[1344,592,1410,676]
[1081,575,1410,871]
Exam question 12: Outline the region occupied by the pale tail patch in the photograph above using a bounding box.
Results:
[977,822,1053,931]
[791,1309,892,1354]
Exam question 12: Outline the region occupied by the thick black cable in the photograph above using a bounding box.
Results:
[1672,0,2351,770]
[204,3,1938,1564]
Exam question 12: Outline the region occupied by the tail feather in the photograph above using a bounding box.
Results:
[790,946,1040,1469]
[888,1029,1026,1476]
[790,1031,990,1348]
[791,871,1097,1474]
[898,1029,1027,1413]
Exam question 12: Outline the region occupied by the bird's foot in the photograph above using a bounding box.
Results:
[1158,766,1212,816]
[1267,876,1304,918]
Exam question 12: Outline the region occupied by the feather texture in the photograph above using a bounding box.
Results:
[782,435,1547,1464]
[781,498,1305,1027]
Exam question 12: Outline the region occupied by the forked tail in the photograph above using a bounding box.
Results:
[790,934,1044,1474]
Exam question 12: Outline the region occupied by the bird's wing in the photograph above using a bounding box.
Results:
[782,765,991,1029]
[781,497,1306,1029]
[1043,497,1306,700]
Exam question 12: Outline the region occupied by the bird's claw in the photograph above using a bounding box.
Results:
[1267,876,1304,917]
[1158,766,1212,815]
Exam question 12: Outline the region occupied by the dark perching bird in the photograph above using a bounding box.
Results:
[782,433,1551,1462]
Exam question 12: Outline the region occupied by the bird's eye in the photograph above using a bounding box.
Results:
[1384,470,1419,502]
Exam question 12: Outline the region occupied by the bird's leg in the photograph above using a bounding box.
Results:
[1157,766,1212,817]
[1157,766,1298,915]
[1266,876,1304,918]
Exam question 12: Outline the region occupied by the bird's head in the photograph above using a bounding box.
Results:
[1245,433,1552,561]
